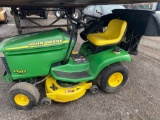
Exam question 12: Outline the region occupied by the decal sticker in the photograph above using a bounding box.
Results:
[28,40,63,47]
[14,70,27,74]
[65,90,74,93]
[6,40,69,50]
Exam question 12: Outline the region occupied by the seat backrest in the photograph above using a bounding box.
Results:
[104,19,127,41]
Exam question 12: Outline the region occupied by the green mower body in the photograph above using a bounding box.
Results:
[1,8,160,110]
[0,28,131,83]
[0,29,73,81]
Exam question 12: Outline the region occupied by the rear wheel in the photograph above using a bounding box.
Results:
[98,63,128,93]
[73,9,81,20]
[9,82,40,110]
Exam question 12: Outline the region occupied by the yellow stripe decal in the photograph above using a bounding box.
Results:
[5,40,69,50]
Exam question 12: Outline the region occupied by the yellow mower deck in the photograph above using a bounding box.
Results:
[45,77,92,102]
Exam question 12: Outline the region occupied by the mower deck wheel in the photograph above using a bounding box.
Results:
[89,85,98,94]
[9,82,40,110]
[40,97,52,106]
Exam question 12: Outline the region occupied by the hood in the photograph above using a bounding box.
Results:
[0,29,70,52]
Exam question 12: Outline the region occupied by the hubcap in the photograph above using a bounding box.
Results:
[108,72,123,87]
[73,12,78,19]
[56,11,61,17]
[14,94,29,106]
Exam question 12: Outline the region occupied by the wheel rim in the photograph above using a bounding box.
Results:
[108,72,123,87]
[73,12,78,19]
[56,11,61,17]
[14,94,29,106]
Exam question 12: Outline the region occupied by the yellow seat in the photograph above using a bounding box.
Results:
[87,19,127,46]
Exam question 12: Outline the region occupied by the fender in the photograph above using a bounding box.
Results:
[87,48,131,78]
[51,47,131,83]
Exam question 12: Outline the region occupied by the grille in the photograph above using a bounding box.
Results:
[54,71,90,79]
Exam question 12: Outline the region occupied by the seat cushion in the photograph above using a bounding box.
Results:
[87,19,127,46]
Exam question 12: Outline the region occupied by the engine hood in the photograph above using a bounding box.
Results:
[0,28,70,52]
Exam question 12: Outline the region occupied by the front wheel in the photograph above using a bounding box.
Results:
[98,63,129,93]
[40,97,52,106]
[9,82,40,110]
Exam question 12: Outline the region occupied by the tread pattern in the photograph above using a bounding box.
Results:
[100,62,129,93]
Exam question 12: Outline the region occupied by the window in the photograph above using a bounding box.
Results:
[89,6,95,12]
[94,5,102,12]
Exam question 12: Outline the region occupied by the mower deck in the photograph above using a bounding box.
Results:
[45,76,92,102]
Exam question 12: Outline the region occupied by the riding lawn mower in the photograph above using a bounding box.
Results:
[0,8,160,110]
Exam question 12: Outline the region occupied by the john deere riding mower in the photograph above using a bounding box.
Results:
[0,9,132,110]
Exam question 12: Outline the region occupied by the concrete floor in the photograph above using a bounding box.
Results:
[0,15,160,120]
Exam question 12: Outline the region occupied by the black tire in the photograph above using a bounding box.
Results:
[9,82,40,110]
[40,97,52,106]
[89,85,99,94]
[73,9,82,20]
[43,11,48,19]
[83,16,94,24]
[83,17,88,24]
[54,10,64,18]
[98,63,128,93]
